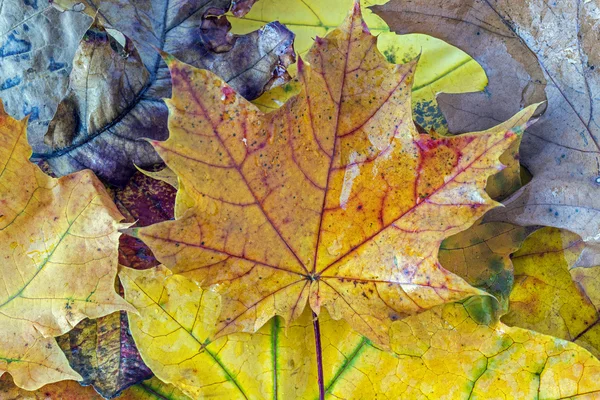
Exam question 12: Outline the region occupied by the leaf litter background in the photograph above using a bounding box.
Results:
[0,0,599,399]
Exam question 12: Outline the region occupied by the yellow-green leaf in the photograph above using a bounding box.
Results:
[503,227,600,359]
[120,377,191,400]
[232,0,488,132]
[122,265,600,399]
[0,102,133,390]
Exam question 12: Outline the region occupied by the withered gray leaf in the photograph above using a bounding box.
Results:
[0,0,91,154]
[38,0,295,185]
[376,0,600,267]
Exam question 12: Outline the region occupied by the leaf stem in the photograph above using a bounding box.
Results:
[312,311,325,400]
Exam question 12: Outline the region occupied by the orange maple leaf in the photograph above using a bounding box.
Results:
[136,4,538,346]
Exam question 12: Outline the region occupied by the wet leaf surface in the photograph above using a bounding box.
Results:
[135,5,537,347]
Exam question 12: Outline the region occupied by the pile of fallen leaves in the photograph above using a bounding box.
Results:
[1,0,599,399]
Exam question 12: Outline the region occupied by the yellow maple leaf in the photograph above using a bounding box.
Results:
[0,103,133,390]
[121,265,600,399]
[135,4,538,347]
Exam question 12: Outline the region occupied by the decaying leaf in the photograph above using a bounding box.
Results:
[0,0,91,155]
[115,169,177,271]
[0,103,133,390]
[37,1,295,185]
[376,0,600,269]
[122,265,600,399]
[439,221,528,314]
[231,0,488,132]
[56,312,152,399]
[502,227,600,359]
[134,5,538,347]
[485,0,600,270]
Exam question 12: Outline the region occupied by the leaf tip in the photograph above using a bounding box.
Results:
[120,226,140,238]
[352,0,361,15]
[159,50,177,68]
[297,56,306,73]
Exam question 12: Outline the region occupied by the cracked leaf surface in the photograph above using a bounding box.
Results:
[0,103,133,390]
[137,5,537,347]
[503,227,600,359]
[122,265,600,399]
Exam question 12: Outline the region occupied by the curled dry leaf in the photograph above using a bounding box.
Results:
[376,0,600,268]
[134,5,538,347]
[121,265,600,399]
[0,103,133,390]
[56,312,153,399]
[502,227,600,359]
[37,0,295,185]
[232,0,488,133]
[0,0,91,154]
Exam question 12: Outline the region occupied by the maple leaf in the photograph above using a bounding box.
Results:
[120,377,190,400]
[502,227,600,359]
[0,373,187,400]
[121,265,600,399]
[0,1,91,154]
[376,0,600,269]
[134,4,538,346]
[0,103,133,390]
[231,0,488,133]
[114,169,177,271]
